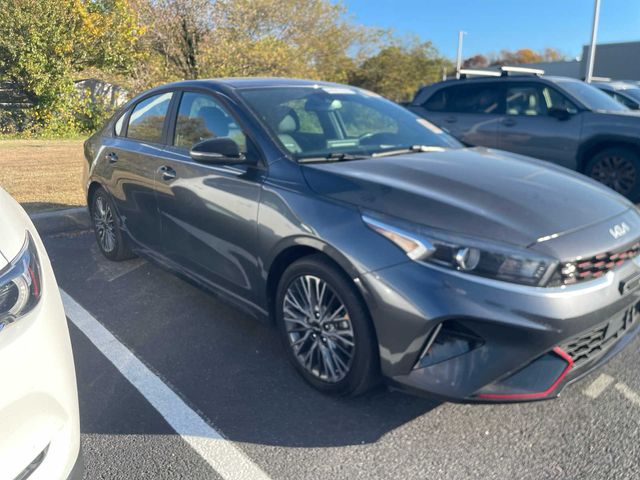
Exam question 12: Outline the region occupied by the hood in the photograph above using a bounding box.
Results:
[0,188,30,270]
[302,147,631,247]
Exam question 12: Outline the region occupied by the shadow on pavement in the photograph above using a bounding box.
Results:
[45,229,441,450]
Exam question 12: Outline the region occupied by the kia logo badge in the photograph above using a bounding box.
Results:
[609,222,631,240]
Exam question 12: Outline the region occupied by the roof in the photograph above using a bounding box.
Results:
[153,77,347,91]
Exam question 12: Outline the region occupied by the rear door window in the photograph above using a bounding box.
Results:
[126,92,173,143]
[424,84,502,114]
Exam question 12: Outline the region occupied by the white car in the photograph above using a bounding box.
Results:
[0,188,81,480]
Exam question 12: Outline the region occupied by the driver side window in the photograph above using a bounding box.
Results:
[173,92,247,152]
[506,84,577,116]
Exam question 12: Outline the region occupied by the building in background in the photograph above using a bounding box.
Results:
[527,41,640,81]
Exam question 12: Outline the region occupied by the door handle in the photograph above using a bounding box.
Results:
[444,116,457,124]
[106,152,118,163]
[157,165,177,181]
[502,118,517,127]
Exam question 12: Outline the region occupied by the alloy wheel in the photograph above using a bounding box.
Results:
[93,196,117,253]
[590,155,637,196]
[282,275,355,383]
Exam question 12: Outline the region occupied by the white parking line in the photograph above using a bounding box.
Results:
[60,289,272,480]
[583,374,615,398]
[615,382,640,407]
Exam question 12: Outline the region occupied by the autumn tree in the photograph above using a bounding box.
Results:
[141,0,214,79]
[462,54,489,69]
[203,0,370,82]
[348,39,451,102]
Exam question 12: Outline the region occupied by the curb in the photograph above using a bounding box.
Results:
[30,207,91,235]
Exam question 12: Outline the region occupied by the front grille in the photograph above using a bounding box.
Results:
[562,304,638,368]
[560,242,640,285]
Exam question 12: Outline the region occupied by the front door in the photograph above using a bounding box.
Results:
[499,82,583,168]
[155,91,266,307]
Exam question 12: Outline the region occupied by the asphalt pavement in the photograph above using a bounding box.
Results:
[40,225,640,480]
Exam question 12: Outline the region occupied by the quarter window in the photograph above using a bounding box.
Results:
[127,92,173,143]
[114,111,126,136]
[174,92,246,151]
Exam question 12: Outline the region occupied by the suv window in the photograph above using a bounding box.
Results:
[506,84,577,116]
[424,84,502,114]
[127,92,173,143]
[609,91,638,109]
[174,92,246,151]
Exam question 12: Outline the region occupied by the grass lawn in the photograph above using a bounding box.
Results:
[0,139,86,213]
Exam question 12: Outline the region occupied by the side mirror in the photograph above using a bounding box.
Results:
[548,106,572,121]
[190,138,246,165]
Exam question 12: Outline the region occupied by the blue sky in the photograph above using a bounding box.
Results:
[342,0,640,60]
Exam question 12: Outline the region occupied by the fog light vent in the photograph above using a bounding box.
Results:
[414,321,484,370]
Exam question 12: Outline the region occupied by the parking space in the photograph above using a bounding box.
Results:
[43,227,640,480]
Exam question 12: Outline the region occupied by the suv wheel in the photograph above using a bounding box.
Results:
[586,147,640,200]
[275,255,379,396]
[90,187,135,261]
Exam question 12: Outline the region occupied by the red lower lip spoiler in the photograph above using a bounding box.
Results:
[477,347,574,401]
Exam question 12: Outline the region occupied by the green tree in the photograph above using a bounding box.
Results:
[0,0,144,134]
[348,39,451,103]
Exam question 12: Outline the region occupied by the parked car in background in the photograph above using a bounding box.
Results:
[84,78,640,402]
[593,80,640,110]
[0,188,82,479]
[408,68,640,200]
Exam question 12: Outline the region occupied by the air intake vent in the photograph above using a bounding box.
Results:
[562,303,638,368]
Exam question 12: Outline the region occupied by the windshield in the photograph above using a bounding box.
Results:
[558,80,629,112]
[238,85,461,160]
[620,88,640,102]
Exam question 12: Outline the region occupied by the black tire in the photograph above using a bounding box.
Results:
[90,187,135,261]
[275,254,379,396]
[586,147,640,201]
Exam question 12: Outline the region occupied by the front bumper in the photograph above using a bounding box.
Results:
[358,255,640,402]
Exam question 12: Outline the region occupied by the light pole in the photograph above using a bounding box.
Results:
[585,0,601,83]
[455,31,467,79]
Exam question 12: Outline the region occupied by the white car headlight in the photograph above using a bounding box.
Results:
[0,233,42,331]
[363,214,558,287]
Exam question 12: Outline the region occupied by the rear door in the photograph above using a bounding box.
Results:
[155,90,266,306]
[100,91,173,250]
[416,82,504,148]
[498,82,583,167]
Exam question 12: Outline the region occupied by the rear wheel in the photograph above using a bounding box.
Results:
[586,147,640,200]
[90,187,135,261]
[275,255,379,396]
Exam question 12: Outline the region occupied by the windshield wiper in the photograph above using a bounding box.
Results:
[298,152,370,163]
[372,145,446,158]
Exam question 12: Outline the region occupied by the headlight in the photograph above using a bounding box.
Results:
[0,233,42,331]
[363,214,558,286]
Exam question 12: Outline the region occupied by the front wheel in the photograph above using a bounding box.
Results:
[586,147,640,200]
[275,255,379,396]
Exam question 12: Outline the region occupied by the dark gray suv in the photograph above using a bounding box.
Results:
[84,78,640,402]
[408,74,640,200]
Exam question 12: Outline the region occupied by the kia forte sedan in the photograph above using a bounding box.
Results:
[83,78,640,402]
[0,187,82,478]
